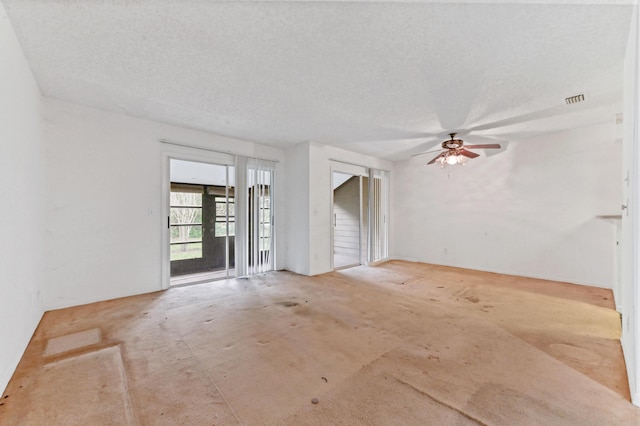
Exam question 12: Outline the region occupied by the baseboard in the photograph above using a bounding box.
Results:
[366,258,391,267]
[1,308,44,396]
[1,366,12,397]
[387,258,612,289]
[392,256,418,263]
[621,334,638,407]
[41,284,161,312]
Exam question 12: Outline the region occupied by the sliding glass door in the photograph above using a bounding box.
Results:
[330,162,389,270]
[332,171,363,269]
[169,160,235,285]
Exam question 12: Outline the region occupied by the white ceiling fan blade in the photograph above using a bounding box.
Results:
[467,91,620,133]
[411,148,444,158]
[344,131,442,144]
[405,137,445,157]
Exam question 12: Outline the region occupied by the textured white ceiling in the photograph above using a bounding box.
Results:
[2,1,632,159]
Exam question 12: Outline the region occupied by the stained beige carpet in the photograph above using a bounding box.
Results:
[7,346,134,425]
[43,328,101,357]
[1,261,638,425]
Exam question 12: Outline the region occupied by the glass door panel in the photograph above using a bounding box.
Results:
[169,160,235,285]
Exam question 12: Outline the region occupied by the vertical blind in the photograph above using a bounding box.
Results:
[235,156,276,277]
[368,169,389,263]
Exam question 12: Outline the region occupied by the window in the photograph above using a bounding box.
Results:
[214,196,235,237]
[170,191,203,260]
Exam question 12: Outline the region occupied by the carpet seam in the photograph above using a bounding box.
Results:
[395,377,488,426]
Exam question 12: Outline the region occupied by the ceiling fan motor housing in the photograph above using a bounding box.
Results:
[442,138,463,149]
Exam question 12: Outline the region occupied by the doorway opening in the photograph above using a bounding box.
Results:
[332,171,368,269]
[331,163,389,271]
[169,159,235,286]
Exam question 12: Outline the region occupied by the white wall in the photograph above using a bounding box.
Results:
[283,142,392,276]
[622,4,639,407]
[393,122,621,288]
[0,3,45,394]
[284,142,310,275]
[42,98,286,310]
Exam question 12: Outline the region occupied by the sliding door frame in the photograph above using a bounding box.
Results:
[161,149,234,290]
[329,160,390,271]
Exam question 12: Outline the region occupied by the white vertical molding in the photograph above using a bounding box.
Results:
[359,176,364,265]
[367,169,376,263]
[382,170,390,260]
[633,2,640,405]
[270,165,276,271]
[234,156,248,278]
[225,165,230,278]
[161,152,171,289]
[625,3,640,407]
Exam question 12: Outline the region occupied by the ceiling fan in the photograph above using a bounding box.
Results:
[413,133,501,166]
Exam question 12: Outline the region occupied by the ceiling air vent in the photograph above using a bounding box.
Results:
[565,93,585,105]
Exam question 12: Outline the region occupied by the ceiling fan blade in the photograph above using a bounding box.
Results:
[345,131,443,144]
[466,91,619,133]
[458,149,480,158]
[427,152,446,165]
[465,144,501,149]
[411,148,444,158]
[406,137,444,157]
[464,135,509,156]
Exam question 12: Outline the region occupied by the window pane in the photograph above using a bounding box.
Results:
[171,192,202,207]
[261,222,271,237]
[215,198,235,218]
[215,221,235,237]
[170,207,202,225]
[260,208,270,223]
[260,196,270,209]
[170,225,202,244]
[170,242,202,261]
[216,202,227,217]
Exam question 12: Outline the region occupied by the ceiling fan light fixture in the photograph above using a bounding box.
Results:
[437,150,467,167]
[422,132,501,167]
